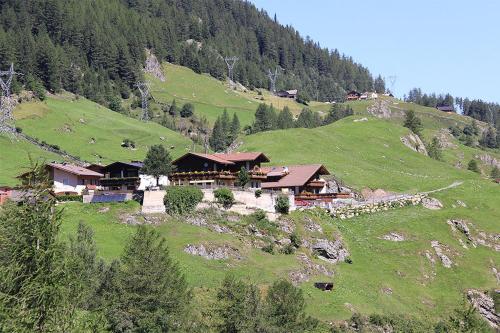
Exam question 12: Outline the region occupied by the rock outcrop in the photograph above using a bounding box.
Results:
[431,241,453,268]
[144,49,166,82]
[367,99,391,118]
[380,232,406,242]
[467,289,500,329]
[289,254,333,285]
[184,244,240,260]
[312,239,350,264]
[422,197,443,210]
[401,133,428,156]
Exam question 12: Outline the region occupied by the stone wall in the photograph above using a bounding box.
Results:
[330,194,426,219]
[200,189,295,214]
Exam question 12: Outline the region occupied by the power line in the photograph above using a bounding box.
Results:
[224,56,238,87]
[135,81,151,122]
[0,63,22,134]
[267,67,279,95]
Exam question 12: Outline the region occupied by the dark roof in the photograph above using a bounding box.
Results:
[104,161,144,169]
[347,90,361,96]
[437,105,455,112]
[261,164,330,189]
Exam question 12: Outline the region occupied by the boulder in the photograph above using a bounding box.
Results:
[289,254,333,285]
[401,133,428,155]
[467,289,500,329]
[422,197,443,210]
[448,219,472,242]
[312,239,350,264]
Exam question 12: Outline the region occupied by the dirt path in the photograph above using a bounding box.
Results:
[423,181,464,194]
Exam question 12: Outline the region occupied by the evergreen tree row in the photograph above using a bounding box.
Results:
[0,0,378,107]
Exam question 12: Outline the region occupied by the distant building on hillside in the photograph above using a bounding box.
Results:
[277,89,298,100]
[360,92,378,100]
[436,105,455,113]
[346,91,361,101]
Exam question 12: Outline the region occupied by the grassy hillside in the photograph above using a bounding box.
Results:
[0,93,194,186]
[0,134,61,186]
[147,63,331,126]
[56,114,499,324]
[14,94,192,161]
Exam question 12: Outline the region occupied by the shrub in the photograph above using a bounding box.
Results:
[122,138,136,149]
[180,103,194,118]
[262,242,275,255]
[280,244,295,255]
[254,189,262,198]
[491,166,500,179]
[15,127,22,133]
[344,257,353,264]
[426,137,442,161]
[274,195,290,214]
[290,232,301,248]
[164,186,203,215]
[56,195,83,202]
[250,209,267,222]
[214,188,235,209]
[467,159,480,173]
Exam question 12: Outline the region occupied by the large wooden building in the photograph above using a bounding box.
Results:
[170,152,269,188]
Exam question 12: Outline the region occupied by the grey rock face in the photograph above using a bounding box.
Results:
[184,244,240,260]
[431,241,453,268]
[467,289,500,329]
[422,197,443,210]
[312,239,350,264]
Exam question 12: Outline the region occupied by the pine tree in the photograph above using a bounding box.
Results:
[220,108,231,145]
[169,99,179,117]
[277,106,294,129]
[427,137,443,161]
[404,110,423,136]
[104,227,191,332]
[209,117,225,152]
[0,162,69,332]
[229,113,241,142]
[141,145,173,186]
[253,104,277,133]
[374,75,386,94]
[180,103,195,118]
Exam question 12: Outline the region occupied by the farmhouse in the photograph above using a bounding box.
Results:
[360,92,378,100]
[18,163,103,195]
[277,89,298,100]
[436,105,455,113]
[261,164,330,195]
[346,90,361,101]
[170,152,269,188]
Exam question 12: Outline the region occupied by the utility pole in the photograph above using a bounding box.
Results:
[267,67,279,95]
[0,63,22,133]
[386,75,397,95]
[224,56,238,88]
[135,81,150,122]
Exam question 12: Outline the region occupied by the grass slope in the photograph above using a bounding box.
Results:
[148,63,331,126]
[14,94,192,161]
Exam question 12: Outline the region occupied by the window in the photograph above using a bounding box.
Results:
[63,179,70,185]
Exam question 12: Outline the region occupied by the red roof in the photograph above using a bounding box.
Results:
[261,164,330,189]
[214,152,270,163]
[173,152,269,165]
[48,163,104,177]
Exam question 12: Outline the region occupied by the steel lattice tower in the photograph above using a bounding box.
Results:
[135,81,151,122]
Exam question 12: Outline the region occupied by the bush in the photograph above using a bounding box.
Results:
[214,188,235,209]
[122,138,136,149]
[250,209,267,222]
[280,244,295,255]
[56,195,83,202]
[274,195,290,214]
[467,159,480,173]
[290,232,301,248]
[262,242,275,255]
[164,186,203,215]
[254,189,262,198]
[344,257,353,264]
[15,127,22,133]
[180,103,194,118]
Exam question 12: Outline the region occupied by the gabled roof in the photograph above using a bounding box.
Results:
[214,152,270,163]
[173,152,270,165]
[47,163,103,177]
[261,164,330,189]
[103,161,144,169]
[437,105,454,112]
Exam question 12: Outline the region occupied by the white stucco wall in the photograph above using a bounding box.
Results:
[138,175,170,190]
[201,189,295,213]
[52,169,87,194]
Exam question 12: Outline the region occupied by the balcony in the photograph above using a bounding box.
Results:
[305,180,326,188]
[170,170,267,181]
[99,177,140,187]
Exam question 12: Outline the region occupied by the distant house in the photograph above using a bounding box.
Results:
[277,89,298,100]
[436,105,455,113]
[0,187,11,205]
[346,91,361,101]
[360,92,378,100]
[18,163,103,195]
[261,164,330,195]
[171,152,270,188]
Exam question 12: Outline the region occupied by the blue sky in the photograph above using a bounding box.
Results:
[250,0,499,102]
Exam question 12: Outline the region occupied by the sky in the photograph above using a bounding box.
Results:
[250,0,500,102]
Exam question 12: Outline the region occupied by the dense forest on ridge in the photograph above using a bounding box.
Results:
[0,0,376,105]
